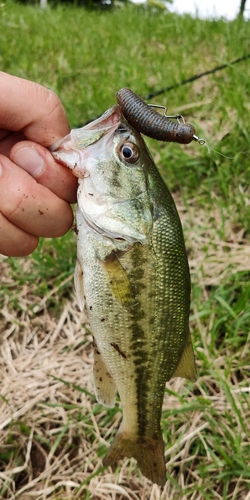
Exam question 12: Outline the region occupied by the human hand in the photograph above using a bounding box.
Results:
[0,72,78,257]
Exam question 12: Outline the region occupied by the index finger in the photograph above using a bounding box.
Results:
[0,72,70,147]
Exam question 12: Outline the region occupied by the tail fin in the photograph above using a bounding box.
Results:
[103,431,166,487]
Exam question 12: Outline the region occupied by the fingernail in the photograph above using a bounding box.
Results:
[13,147,44,177]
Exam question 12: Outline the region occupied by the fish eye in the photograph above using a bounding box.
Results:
[119,142,139,164]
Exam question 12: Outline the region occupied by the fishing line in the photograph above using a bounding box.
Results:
[210,149,241,160]
[83,53,250,130]
[143,53,250,101]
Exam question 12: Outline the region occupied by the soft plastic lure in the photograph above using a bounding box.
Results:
[116,88,204,145]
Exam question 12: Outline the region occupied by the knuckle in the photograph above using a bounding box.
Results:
[5,186,28,219]
[39,87,65,122]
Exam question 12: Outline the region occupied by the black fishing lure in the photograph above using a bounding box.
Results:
[116,88,197,145]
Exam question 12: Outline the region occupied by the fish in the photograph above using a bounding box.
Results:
[51,104,196,487]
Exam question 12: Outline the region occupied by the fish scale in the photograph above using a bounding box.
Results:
[51,103,197,486]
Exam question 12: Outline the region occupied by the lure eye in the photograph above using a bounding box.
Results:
[119,142,139,164]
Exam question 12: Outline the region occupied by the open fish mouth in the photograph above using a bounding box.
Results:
[50,105,123,177]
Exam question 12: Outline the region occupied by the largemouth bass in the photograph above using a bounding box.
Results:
[51,104,196,486]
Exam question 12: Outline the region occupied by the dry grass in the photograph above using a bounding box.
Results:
[0,194,250,500]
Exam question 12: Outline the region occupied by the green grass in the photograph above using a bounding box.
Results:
[0,1,250,499]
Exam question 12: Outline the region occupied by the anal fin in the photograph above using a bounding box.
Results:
[93,339,117,407]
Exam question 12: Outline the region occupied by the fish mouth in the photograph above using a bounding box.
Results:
[50,105,123,177]
[88,105,123,131]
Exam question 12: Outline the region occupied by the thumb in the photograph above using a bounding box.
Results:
[10,141,78,204]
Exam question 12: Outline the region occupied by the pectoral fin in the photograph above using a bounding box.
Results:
[172,331,197,382]
[101,253,132,305]
[74,259,85,311]
[93,339,117,407]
